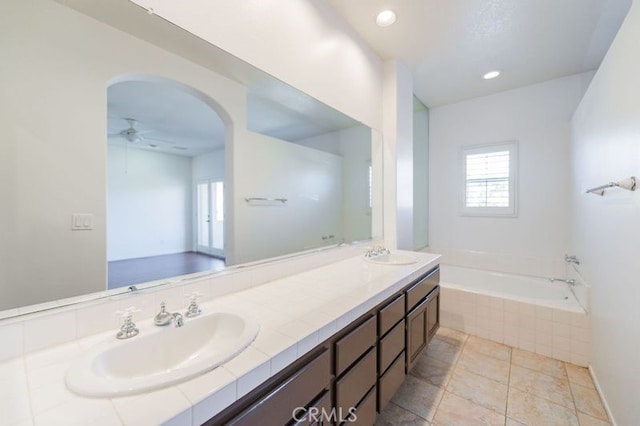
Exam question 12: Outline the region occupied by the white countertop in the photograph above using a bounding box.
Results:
[0,250,440,426]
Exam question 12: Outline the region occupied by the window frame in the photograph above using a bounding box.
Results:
[459,141,518,217]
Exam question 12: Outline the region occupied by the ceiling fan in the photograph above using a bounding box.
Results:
[107,117,193,153]
[108,118,158,143]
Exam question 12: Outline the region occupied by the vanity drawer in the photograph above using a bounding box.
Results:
[378,293,405,337]
[335,315,376,376]
[346,386,377,426]
[378,351,405,412]
[406,268,439,311]
[293,390,332,426]
[335,348,376,413]
[379,319,405,374]
[229,348,330,426]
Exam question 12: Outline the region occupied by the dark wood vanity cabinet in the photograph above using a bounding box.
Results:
[207,266,440,426]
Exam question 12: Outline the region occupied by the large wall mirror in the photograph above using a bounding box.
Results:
[0,0,383,314]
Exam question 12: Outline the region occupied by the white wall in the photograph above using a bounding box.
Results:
[570,3,639,424]
[129,0,383,130]
[0,0,245,309]
[193,149,225,182]
[429,73,594,260]
[383,60,415,250]
[233,132,343,264]
[108,146,192,260]
[296,125,373,243]
[413,107,429,250]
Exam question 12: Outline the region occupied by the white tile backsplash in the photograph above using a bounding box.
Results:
[428,247,564,278]
[0,321,23,362]
[24,311,77,353]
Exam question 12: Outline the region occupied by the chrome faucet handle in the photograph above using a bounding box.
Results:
[184,292,203,318]
[115,306,140,339]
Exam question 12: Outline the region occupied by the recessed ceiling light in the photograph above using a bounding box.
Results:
[376,10,397,27]
[483,70,501,80]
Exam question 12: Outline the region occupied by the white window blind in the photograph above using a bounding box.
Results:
[460,142,517,216]
[465,150,510,207]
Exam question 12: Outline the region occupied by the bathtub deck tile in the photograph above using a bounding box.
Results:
[378,328,609,426]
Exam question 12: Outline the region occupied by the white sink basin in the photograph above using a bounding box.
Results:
[365,253,418,265]
[66,312,260,397]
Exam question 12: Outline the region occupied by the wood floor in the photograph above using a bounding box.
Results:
[108,252,225,289]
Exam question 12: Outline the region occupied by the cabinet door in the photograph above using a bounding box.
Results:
[406,297,428,372]
[426,287,440,343]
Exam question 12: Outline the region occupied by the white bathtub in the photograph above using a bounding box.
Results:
[440,265,583,312]
[438,265,591,366]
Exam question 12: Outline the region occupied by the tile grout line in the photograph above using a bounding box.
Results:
[432,331,469,423]
[509,360,582,411]
[505,342,513,425]
[564,362,582,425]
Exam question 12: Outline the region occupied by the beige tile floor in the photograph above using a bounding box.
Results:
[376,328,609,426]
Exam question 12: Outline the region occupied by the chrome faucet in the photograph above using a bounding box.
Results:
[365,245,390,258]
[154,302,185,327]
[549,278,576,286]
[565,254,580,266]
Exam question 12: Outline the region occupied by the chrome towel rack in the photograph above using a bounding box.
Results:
[245,197,288,203]
[586,176,636,196]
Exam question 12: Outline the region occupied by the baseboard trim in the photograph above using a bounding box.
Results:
[588,365,616,426]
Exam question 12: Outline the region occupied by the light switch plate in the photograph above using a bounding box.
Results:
[71,214,93,230]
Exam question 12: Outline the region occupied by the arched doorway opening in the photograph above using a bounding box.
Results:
[106,75,230,289]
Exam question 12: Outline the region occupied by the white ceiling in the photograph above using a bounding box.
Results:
[328,0,631,107]
[108,80,224,156]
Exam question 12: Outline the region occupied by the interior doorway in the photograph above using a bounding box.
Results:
[196,180,225,258]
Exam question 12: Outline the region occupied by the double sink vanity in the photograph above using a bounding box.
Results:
[3,249,440,425]
[211,261,440,425]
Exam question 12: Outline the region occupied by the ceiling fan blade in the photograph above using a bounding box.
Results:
[143,135,178,145]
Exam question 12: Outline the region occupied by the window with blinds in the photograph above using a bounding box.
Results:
[461,142,517,216]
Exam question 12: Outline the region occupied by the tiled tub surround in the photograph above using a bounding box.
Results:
[0,249,440,426]
[439,265,591,367]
